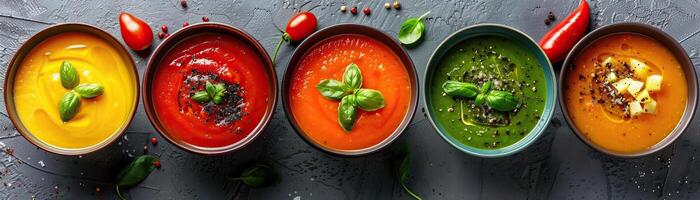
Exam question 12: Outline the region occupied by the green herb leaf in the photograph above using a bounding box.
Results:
[316,79,351,100]
[58,91,81,122]
[59,61,79,89]
[338,95,358,132]
[191,91,211,103]
[235,164,277,188]
[213,95,223,104]
[398,11,430,46]
[115,155,159,200]
[442,80,479,98]
[343,63,363,89]
[355,88,385,111]
[74,83,104,98]
[214,83,225,94]
[480,81,492,94]
[205,81,217,98]
[475,94,486,105]
[393,144,422,200]
[486,90,520,112]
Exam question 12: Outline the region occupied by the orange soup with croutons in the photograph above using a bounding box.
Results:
[564,33,687,154]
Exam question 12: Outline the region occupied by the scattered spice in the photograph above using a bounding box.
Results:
[95,187,101,192]
[161,25,168,33]
[385,2,391,9]
[143,145,148,151]
[548,12,556,20]
[393,1,401,10]
[158,32,165,39]
[340,5,347,12]
[180,0,187,8]
[351,6,358,15]
[150,137,158,144]
[153,160,161,168]
[164,33,169,38]
[202,16,209,22]
[363,7,371,15]
[182,22,189,27]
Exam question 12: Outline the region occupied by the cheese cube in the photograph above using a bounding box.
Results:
[644,100,657,114]
[627,80,644,96]
[602,57,617,68]
[635,89,652,103]
[646,75,663,92]
[629,58,650,79]
[613,78,632,93]
[607,72,618,82]
[629,101,644,116]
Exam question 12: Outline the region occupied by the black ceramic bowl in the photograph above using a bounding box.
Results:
[142,22,277,155]
[281,24,419,156]
[559,22,698,157]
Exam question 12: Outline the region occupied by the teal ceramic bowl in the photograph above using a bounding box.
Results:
[423,24,556,158]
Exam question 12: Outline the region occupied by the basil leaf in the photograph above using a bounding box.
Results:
[480,81,492,94]
[442,80,479,98]
[74,83,104,98]
[238,164,276,188]
[338,95,358,132]
[343,63,363,89]
[213,94,223,104]
[475,94,486,105]
[316,79,351,100]
[205,81,217,98]
[393,144,422,200]
[116,155,159,188]
[486,90,520,112]
[58,91,80,122]
[191,91,210,103]
[398,11,430,46]
[59,61,79,89]
[214,83,225,94]
[355,88,385,111]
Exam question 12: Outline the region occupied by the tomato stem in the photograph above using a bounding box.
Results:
[401,182,423,200]
[417,11,431,21]
[271,34,289,65]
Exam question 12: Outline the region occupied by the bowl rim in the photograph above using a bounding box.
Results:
[558,22,698,158]
[142,22,278,155]
[422,23,557,158]
[3,23,140,155]
[280,23,419,157]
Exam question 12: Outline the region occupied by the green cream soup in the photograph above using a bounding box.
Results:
[430,35,546,149]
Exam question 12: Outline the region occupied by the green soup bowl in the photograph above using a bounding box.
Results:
[423,24,557,158]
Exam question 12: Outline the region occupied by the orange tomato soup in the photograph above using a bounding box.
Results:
[564,34,687,153]
[289,34,411,150]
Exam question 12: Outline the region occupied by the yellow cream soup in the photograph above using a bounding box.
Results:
[13,32,136,149]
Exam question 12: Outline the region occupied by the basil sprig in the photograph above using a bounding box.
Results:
[115,155,160,200]
[191,81,226,104]
[442,80,520,112]
[228,164,277,188]
[398,11,430,46]
[57,61,105,122]
[60,61,79,89]
[393,145,422,200]
[316,63,386,132]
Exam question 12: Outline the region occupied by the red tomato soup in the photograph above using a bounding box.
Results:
[289,34,411,151]
[152,33,270,148]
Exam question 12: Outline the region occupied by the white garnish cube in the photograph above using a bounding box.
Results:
[630,58,650,79]
[644,99,657,114]
[646,75,663,92]
[607,72,618,82]
[627,80,644,96]
[613,78,632,93]
[635,89,652,103]
[629,101,644,116]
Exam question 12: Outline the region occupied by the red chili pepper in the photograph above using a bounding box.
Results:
[271,11,317,64]
[538,0,590,63]
[118,12,153,51]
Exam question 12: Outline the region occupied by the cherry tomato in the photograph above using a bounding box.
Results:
[119,12,153,51]
[271,11,317,64]
[539,0,590,63]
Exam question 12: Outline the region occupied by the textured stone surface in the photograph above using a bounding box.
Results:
[1,0,700,199]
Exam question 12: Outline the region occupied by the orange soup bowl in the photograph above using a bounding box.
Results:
[3,23,139,155]
[282,24,419,156]
[143,23,277,155]
[560,22,698,157]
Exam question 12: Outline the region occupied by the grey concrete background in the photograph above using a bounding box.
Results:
[1,0,700,199]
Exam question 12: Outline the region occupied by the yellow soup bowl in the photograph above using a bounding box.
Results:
[4,23,139,155]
